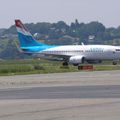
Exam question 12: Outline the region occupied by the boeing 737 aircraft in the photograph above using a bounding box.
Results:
[15,20,120,69]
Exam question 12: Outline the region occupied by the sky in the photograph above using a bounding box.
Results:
[0,0,120,28]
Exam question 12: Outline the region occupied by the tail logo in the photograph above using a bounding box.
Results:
[15,20,31,36]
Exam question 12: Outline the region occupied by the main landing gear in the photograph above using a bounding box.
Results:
[62,61,68,66]
[112,61,117,65]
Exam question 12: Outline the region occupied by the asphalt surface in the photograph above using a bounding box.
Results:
[0,70,120,120]
[0,85,120,99]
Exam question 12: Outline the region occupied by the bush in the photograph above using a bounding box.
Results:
[34,65,45,70]
[60,66,69,69]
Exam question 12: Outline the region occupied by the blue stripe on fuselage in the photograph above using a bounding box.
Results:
[21,45,57,53]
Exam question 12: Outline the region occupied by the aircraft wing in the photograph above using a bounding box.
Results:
[34,53,71,61]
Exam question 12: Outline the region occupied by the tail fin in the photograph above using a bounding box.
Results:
[15,20,44,47]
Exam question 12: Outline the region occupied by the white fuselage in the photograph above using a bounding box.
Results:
[35,45,120,61]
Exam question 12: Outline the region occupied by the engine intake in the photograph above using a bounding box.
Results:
[69,56,84,65]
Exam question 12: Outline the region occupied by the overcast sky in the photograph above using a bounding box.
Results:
[0,0,120,28]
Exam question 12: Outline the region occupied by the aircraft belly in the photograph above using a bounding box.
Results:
[85,52,114,60]
[84,53,102,60]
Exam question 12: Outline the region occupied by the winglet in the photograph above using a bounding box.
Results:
[81,42,84,45]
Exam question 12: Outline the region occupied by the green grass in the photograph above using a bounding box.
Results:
[0,59,77,75]
[0,59,119,76]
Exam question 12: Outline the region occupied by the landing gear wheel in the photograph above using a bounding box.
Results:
[63,62,68,66]
[78,66,81,70]
[112,61,117,65]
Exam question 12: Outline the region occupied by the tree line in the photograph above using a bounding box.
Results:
[3,19,120,45]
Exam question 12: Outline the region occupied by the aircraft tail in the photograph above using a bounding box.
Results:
[15,20,44,47]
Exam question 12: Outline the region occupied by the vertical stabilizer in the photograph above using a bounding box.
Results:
[15,20,44,47]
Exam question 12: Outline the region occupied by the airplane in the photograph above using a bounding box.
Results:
[15,20,120,69]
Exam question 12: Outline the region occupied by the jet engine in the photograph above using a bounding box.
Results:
[69,56,84,65]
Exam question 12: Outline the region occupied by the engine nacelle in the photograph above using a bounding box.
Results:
[69,56,84,65]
